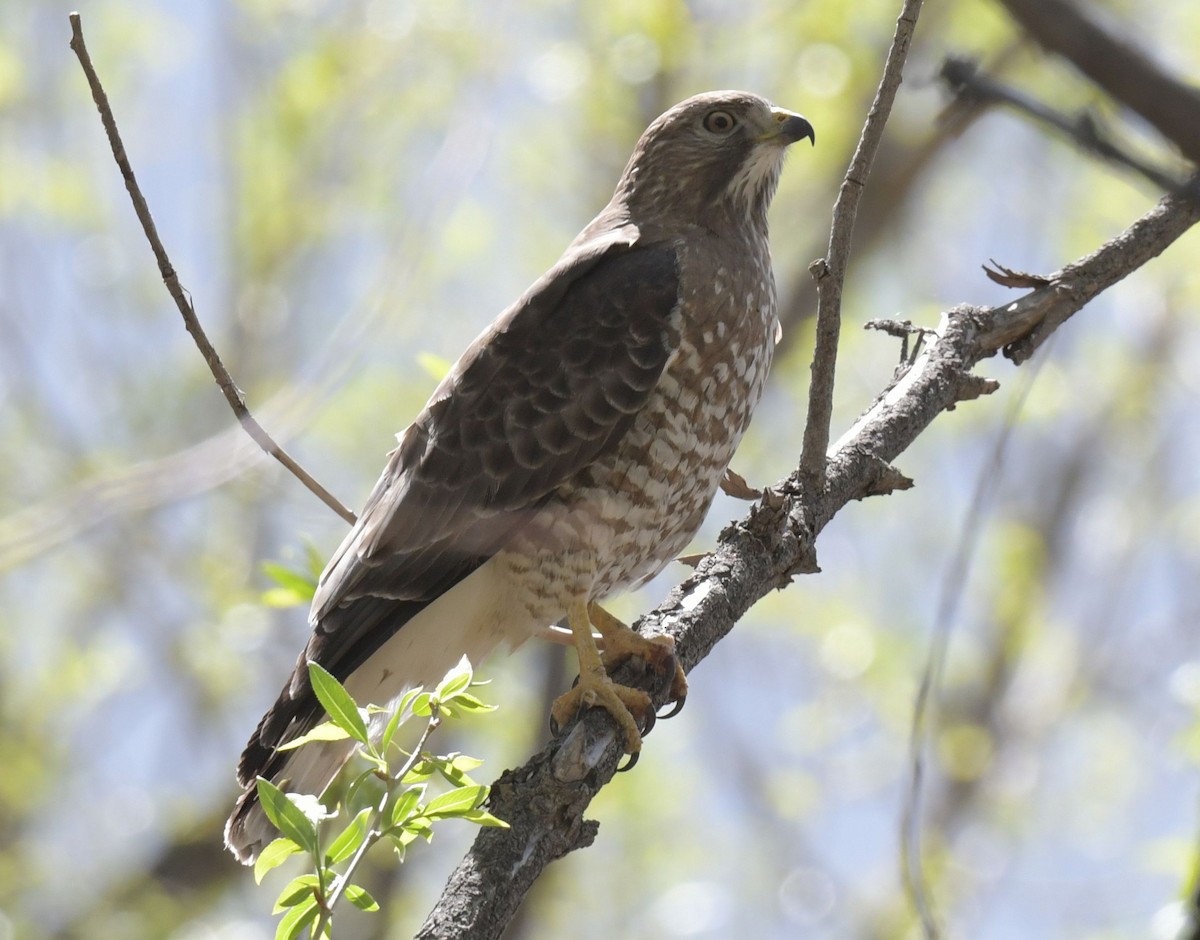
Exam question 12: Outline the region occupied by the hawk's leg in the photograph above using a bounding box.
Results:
[588,603,688,712]
[550,599,655,754]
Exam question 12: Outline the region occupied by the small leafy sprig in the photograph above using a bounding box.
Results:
[253,657,507,940]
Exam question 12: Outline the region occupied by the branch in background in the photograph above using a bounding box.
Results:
[776,40,1029,354]
[938,56,1192,194]
[977,173,1199,362]
[416,129,1200,940]
[0,426,259,573]
[900,358,1041,940]
[799,0,925,495]
[994,0,1200,166]
[67,12,357,527]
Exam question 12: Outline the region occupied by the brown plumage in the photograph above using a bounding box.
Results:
[226,90,813,863]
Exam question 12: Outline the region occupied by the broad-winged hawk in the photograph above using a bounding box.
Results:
[226,90,813,862]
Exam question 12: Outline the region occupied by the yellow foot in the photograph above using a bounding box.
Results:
[550,670,653,754]
[590,603,689,716]
[549,599,690,758]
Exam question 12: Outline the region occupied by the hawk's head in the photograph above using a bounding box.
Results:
[614,90,814,226]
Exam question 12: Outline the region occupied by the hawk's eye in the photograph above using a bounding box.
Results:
[702,110,737,134]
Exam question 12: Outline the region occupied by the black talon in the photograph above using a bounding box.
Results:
[571,674,580,689]
[549,712,561,736]
[617,751,640,773]
[658,694,687,720]
[638,707,657,737]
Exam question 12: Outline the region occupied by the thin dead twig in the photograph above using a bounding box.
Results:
[800,0,925,496]
[67,12,357,526]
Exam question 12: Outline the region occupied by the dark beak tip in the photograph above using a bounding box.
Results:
[785,115,816,147]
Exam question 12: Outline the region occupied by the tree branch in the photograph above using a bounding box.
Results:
[938,56,1191,194]
[416,163,1200,940]
[776,40,1028,355]
[799,0,925,495]
[67,12,357,526]
[994,0,1200,167]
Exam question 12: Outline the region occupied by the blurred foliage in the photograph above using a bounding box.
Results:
[1,0,1199,938]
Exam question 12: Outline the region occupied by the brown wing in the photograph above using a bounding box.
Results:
[237,231,680,784]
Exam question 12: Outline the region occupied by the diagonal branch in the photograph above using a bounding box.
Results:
[67,12,357,526]
[416,164,1200,940]
[799,0,925,495]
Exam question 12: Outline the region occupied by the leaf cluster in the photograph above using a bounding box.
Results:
[252,658,507,939]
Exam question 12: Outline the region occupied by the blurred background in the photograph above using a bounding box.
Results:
[2,0,1199,937]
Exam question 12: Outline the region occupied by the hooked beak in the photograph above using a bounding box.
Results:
[761,107,815,146]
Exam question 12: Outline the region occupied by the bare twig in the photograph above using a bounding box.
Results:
[67,12,357,526]
[777,40,1029,354]
[976,172,1200,362]
[799,0,925,496]
[417,154,1200,940]
[994,0,1200,166]
[938,56,1191,193]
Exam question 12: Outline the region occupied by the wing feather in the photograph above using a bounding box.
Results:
[239,230,681,777]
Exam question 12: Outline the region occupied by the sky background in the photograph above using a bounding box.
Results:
[2,1,1199,938]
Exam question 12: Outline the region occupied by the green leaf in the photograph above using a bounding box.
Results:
[262,586,312,609]
[388,785,424,828]
[307,662,369,744]
[273,874,320,913]
[275,895,319,940]
[277,721,352,751]
[344,883,380,913]
[345,769,386,816]
[448,692,497,713]
[396,688,422,715]
[416,350,453,381]
[403,816,435,842]
[435,657,473,701]
[424,784,487,819]
[449,754,484,772]
[262,561,318,602]
[391,828,420,849]
[379,702,407,753]
[256,778,320,857]
[255,837,302,884]
[410,691,433,717]
[325,807,372,865]
[431,753,483,787]
[460,808,510,828]
[402,758,434,784]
